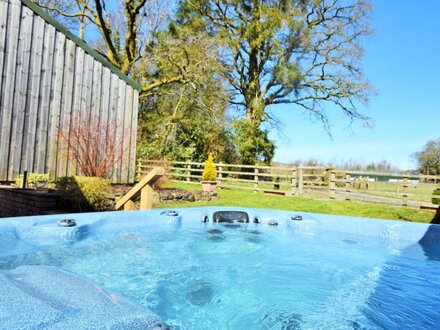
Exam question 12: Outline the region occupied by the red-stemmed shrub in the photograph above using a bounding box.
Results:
[58,114,128,178]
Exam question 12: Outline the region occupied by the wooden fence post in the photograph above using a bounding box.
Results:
[218,162,223,186]
[402,176,408,206]
[328,168,336,199]
[298,167,303,196]
[186,163,191,182]
[345,173,351,201]
[291,167,297,195]
[254,167,259,193]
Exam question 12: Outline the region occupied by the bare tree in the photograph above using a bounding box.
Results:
[32,0,87,36]
[32,0,203,95]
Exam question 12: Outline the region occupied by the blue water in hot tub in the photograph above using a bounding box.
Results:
[1,207,440,329]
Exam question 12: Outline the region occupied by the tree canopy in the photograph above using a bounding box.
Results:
[34,0,373,165]
[177,0,372,163]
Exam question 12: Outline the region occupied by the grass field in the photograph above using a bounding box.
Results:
[169,177,438,203]
[156,182,438,223]
[351,181,438,203]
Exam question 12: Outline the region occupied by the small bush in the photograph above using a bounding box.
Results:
[15,173,51,188]
[56,176,112,211]
[433,186,440,205]
[202,153,217,181]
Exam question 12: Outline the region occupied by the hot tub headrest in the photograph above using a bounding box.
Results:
[213,211,249,223]
[0,266,167,329]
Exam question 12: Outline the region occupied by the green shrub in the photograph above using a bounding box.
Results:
[202,153,217,181]
[433,186,440,205]
[56,176,112,211]
[15,173,51,188]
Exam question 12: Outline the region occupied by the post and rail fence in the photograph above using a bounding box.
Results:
[136,159,440,209]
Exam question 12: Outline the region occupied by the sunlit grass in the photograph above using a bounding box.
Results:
[350,182,437,202]
[155,182,437,223]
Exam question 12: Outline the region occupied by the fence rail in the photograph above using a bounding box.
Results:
[137,159,440,208]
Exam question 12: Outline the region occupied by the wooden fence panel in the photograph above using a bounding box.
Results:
[0,0,21,180]
[0,0,9,171]
[10,5,33,177]
[0,0,8,115]
[34,23,55,173]
[47,31,65,178]
[137,159,300,195]
[121,86,133,183]
[108,73,119,181]
[0,0,140,182]
[137,159,440,208]
[23,14,44,173]
[57,38,76,177]
[100,67,111,130]
[112,78,127,183]
[129,90,139,183]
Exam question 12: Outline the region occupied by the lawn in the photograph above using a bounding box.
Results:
[351,181,438,203]
[155,182,438,223]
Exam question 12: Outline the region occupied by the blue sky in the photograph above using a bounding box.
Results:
[270,0,440,170]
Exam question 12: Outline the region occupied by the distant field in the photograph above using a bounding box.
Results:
[216,178,438,203]
[155,182,437,223]
[351,182,438,203]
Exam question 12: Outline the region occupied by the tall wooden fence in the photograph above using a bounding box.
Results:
[0,0,140,183]
[137,159,440,208]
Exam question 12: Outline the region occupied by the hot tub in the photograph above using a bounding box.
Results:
[1,207,439,329]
